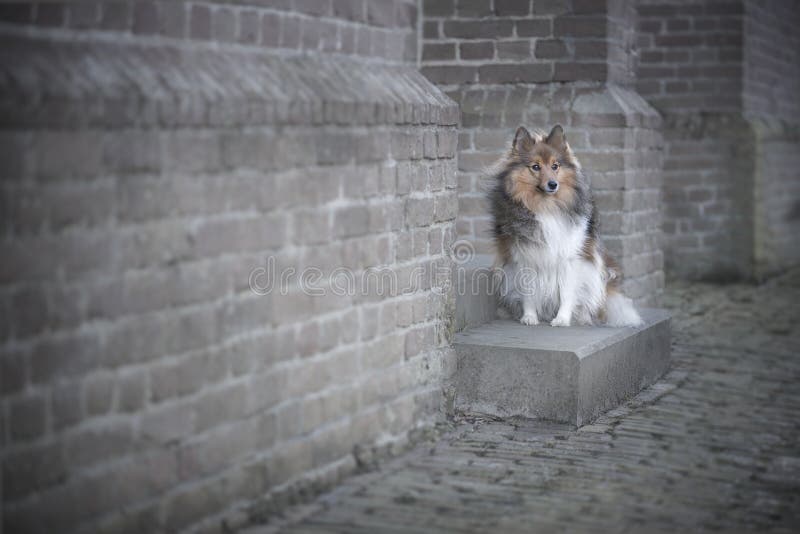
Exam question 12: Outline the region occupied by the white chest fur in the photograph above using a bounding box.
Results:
[501,213,592,320]
[514,213,587,266]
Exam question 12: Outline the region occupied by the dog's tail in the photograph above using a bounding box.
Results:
[605,289,643,327]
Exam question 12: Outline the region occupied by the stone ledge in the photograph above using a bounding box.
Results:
[0,34,458,129]
[453,254,497,332]
[452,309,671,427]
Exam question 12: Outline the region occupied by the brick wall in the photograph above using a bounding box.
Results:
[0,3,459,532]
[421,0,665,305]
[744,2,800,279]
[636,0,744,113]
[636,0,750,280]
[421,0,614,86]
[743,1,800,121]
[636,0,800,280]
[0,0,418,62]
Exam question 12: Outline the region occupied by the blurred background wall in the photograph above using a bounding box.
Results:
[1,1,798,533]
[636,0,800,280]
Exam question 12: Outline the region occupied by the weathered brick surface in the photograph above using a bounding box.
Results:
[636,0,800,280]
[636,0,747,280]
[0,0,419,63]
[743,2,800,280]
[749,120,800,280]
[0,7,458,534]
[421,0,618,87]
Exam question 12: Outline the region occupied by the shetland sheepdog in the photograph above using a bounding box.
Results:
[489,125,643,327]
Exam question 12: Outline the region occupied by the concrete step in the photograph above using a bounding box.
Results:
[452,309,671,427]
[453,254,497,332]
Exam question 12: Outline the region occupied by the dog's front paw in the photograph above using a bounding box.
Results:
[550,315,571,327]
[520,313,539,326]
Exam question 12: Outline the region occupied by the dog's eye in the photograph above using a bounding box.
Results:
[551,163,559,171]
[531,164,540,171]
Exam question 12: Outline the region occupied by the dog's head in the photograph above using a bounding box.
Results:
[503,125,581,213]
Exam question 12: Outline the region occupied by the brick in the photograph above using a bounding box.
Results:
[340,24,357,53]
[574,39,607,59]
[212,6,236,42]
[257,11,279,46]
[84,373,114,416]
[406,198,435,227]
[36,131,103,180]
[555,16,607,38]
[494,0,530,16]
[572,0,606,14]
[367,0,395,26]
[158,1,186,37]
[422,65,478,85]
[100,1,129,30]
[8,394,46,442]
[132,0,158,35]
[532,0,570,15]
[316,132,357,165]
[65,422,134,467]
[238,9,260,44]
[457,0,493,18]
[443,20,513,39]
[161,131,221,173]
[189,4,211,39]
[334,206,371,238]
[68,2,99,28]
[162,480,230,532]
[333,0,366,21]
[141,401,195,443]
[535,38,568,58]
[1,348,27,395]
[496,40,531,60]
[423,20,439,39]
[293,0,330,16]
[422,42,456,61]
[437,130,458,158]
[118,370,147,412]
[655,34,704,47]
[435,193,459,222]
[553,62,607,81]
[0,3,32,23]
[424,0,455,17]
[2,442,66,501]
[478,63,552,83]
[194,382,248,432]
[103,130,161,173]
[423,130,437,159]
[459,41,494,60]
[35,3,65,26]
[516,18,551,37]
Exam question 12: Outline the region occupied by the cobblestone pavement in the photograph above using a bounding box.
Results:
[251,271,800,533]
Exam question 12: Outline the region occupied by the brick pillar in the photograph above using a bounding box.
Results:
[421,0,665,304]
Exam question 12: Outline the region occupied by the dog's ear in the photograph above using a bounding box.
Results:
[545,125,567,152]
[512,126,535,154]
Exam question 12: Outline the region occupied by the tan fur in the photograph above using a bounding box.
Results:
[603,250,621,291]
[580,234,597,263]
[505,144,579,214]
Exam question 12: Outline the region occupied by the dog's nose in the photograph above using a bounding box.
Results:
[546,180,558,191]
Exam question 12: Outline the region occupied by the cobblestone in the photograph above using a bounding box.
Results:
[250,270,800,533]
